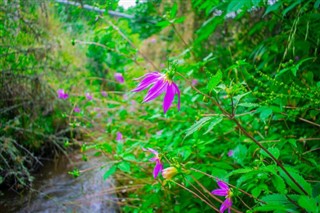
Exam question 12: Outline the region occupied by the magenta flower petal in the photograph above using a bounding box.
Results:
[220,198,232,213]
[143,80,167,103]
[211,189,228,196]
[147,148,158,156]
[217,180,229,190]
[132,71,181,114]
[163,83,175,113]
[131,73,160,92]
[153,159,163,179]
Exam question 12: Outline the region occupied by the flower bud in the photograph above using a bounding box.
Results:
[162,167,178,179]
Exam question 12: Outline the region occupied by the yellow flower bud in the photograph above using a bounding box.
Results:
[162,167,178,179]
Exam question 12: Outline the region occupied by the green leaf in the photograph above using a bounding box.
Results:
[118,161,131,173]
[252,184,268,197]
[261,194,288,204]
[185,117,212,138]
[227,0,247,13]
[123,154,137,161]
[264,2,282,16]
[282,0,302,16]
[254,204,288,212]
[315,0,320,8]
[170,3,178,18]
[233,91,252,106]
[195,16,223,43]
[204,116,223,134]
[298,196,318,212]
[156,20,170,28]
[272,175,286,194]
[252,0,262,7]
[103,165,117,180]
[280,168,312,196]
[228,168,253,176]
[207,70,222,92]
[261,147,280,159]
[258,107,273,122]
[238,103,260,108]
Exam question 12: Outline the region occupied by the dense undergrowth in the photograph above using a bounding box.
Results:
[1,0,320,212]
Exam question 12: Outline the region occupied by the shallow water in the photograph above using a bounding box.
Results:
[0,151,118,213]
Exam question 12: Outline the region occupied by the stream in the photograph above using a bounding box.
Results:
[0,151,118,213]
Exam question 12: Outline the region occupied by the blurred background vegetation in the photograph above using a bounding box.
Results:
[0,0,319,212]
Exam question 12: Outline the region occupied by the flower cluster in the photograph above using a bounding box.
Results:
[211,180,233,213]
[132,72,180,113]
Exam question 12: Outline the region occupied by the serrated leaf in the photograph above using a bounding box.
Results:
[103,165,117,180]
[298,196,318,212]
[280,168,312,196]
[185,117,212,138]
[261,194,288,204]
[207,70,222,92]
[272,175,286,194]
[252,184,268,197]
[118,161,131,173]
[254,204,288,212]
[204,116,223,134]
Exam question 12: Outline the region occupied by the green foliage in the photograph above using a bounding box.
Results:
[2,0,320,212]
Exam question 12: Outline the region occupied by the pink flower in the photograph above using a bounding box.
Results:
[114,73,124,84]
[211,181,233,213]
[132,72,180,113]
[85,93,93,100]
[145,148,163,179]
[74,106,80,113]
[228,150,234,157]
[116,132,123,141]
[101,91,108,96]
[57,89,68,99]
